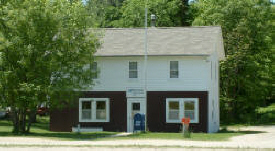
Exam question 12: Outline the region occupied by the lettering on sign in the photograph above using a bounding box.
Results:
[126,88,145,98]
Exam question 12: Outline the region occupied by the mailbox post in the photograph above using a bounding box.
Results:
[182,118,190,137]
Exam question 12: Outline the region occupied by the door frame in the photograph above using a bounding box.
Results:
[127,98,146,132]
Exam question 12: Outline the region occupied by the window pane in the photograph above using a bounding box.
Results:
[96,101,106,120]
[184,101,195,120]
[129,62,137,70]
[132,103,140,111]
[170,61,178,70]
[185,111,194,120]
[185,101,194,110]
[169,101,179,110]
[82,110,91,120]
[170,61,178,78]
[82,101,91,109]
[82,101,91,120]
[129,62,138,78]
[169,110,179,120]
[170,71,179,78]
[169,101,179,120]
[129,71,137,78]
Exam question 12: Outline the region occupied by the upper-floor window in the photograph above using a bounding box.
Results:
[129,61,138,78]
[92,62,97,79]
[170,61,179,78]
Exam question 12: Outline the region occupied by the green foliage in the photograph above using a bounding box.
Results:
[192,0,274,123]
[255,103,275,124]
[86,0,192,27]
[85,0,124,27]
[0,0,98,133]
[118,0,184,27]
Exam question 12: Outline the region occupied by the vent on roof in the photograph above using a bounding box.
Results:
[151,14,156,27]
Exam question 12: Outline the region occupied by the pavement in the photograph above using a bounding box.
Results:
[0,126,274,151]
[0,147,273,151]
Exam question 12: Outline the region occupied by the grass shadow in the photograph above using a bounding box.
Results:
[0,131,116,141]
[0,117,116,141]
[0,120,12,126]
[218,127,266,134]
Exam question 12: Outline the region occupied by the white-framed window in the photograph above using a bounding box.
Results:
[92,62,98,79]
[129,61,138,78]
[79,98,110,122]
[170,61,179,78]
[166,98,199,123]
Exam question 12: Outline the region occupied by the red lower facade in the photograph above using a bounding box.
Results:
[50,91,208,132]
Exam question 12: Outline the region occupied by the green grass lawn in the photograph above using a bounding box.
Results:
[101,128,262,141]
[0,116,117,141]
[0,116,263,141]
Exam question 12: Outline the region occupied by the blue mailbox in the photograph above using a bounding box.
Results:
[134,113,145,132]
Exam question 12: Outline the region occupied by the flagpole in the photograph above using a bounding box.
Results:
[144,1,148,132]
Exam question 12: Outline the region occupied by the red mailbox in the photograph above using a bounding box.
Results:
[181,118,190,125]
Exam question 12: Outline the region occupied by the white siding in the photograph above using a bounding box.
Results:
[90,56,211,91]
[207,52,220,133]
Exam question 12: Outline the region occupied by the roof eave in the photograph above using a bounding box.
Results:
[94,54,210,57]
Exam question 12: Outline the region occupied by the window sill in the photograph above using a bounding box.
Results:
[128,78,139,82]
[166,120,199,124]
[79,119,109,123]
[167,78,181,82]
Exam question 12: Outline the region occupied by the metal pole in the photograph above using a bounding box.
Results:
[144,3,148,132]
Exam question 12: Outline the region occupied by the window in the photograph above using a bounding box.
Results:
[96,101,106,120]
[81,101,92,120]
[79,98,110,122]
[129,61,138,78]
[170,61,179,78]
[92,62,97,79]
[184,101,195,120]
[168,101,180,120]
[132,103,140,111]
[166,98,199,123]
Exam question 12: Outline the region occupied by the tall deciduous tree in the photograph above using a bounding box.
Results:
[192,0,274,123]
[85,0,192,27]
[85,0,124,27]
[0,0,99,133]
[118,0,186,27]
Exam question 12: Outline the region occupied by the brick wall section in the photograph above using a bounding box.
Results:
[50,91,208,132]
[147,91,208,132]
[50,91,127,132]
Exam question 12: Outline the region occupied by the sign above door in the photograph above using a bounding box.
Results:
[126,88,146,98]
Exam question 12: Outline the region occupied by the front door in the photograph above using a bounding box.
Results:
[127,98,145,132]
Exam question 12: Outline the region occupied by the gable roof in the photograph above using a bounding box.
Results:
[95,26,225,60]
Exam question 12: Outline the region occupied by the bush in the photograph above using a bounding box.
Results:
[255,103,275,124]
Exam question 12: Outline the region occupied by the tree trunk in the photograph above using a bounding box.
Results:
[21,110,26,133]
[26,109,36,133]
[11,107,19,134]
[18,109,27,133]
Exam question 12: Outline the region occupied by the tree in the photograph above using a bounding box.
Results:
[85,0,124,27]
[117,0,187,27]
[85,0,192,28]
[0,0,99,133]
[191,0,274,123]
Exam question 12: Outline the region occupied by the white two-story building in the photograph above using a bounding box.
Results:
[50,27,224,133]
